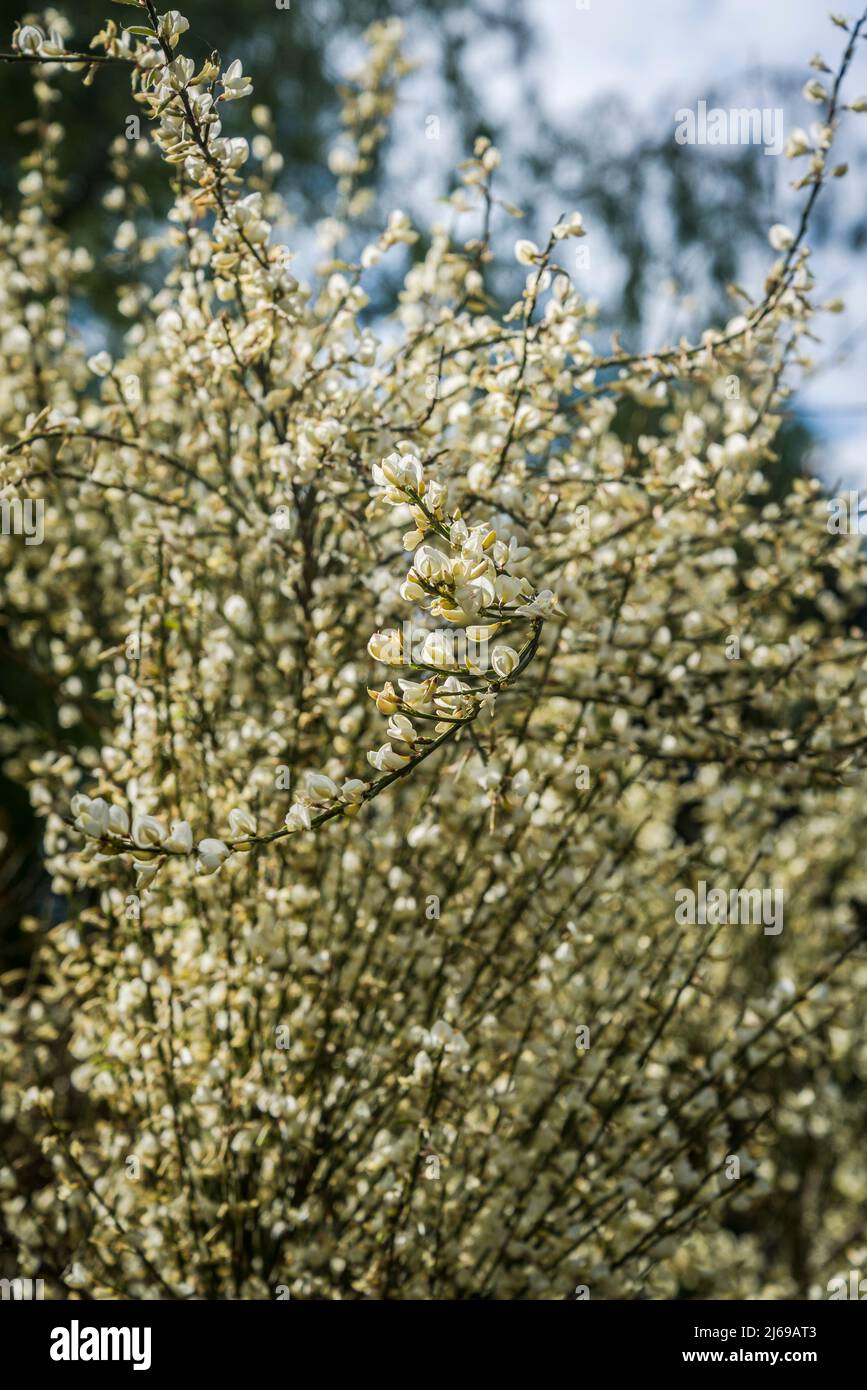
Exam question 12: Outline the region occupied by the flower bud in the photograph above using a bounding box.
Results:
[196,838,231,874]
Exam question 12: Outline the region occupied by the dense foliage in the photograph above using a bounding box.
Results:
[2,6,867,1299]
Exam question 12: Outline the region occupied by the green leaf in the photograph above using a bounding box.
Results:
[125,26,157,38]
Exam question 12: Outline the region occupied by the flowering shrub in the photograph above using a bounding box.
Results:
[2,5,867,1300]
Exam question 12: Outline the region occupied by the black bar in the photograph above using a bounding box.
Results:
[5,1295,865,1376]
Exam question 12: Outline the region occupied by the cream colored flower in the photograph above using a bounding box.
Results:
[514,239,540,266]
[367,742,411,772]
[131,815,167,850]
[165,820,194,853]
[305,773,340,802]
[490,645,519,679]
[768,223,795,251]
[284,803,312,833]
[196,838,231,873]
[228,808,257,838]
[221,59,253,100]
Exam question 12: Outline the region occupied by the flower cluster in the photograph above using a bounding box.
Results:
[365,447,554,767]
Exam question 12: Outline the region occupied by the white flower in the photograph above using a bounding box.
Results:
[420,631,457,668]
[491,645,519,679]
[196,838,231,874]
[400,577,427,602]
[367,743,412,772]
[137,47,165,72]
[14,25,43,55]
[515,239,540,266]
[133,859,161,889]
[218,136,249,170]
[284,803,312,833]
[495,573,523,605]
[435,675,472,705]
[505,536,530,566]
[221,59,253,100]
[373,451,423,495]
[413,545,450,581]
[328,146,357,176]
[386,712,417,744]
[802,79,828,104]
[64,1263,88,1290]
[131,815,167,850]
[227,808,257,838]
[159,10,190,47]
[340,778,366,804]
[514,589,561,618]
[430,1019,468,1055]
[20,1086,44,1113]
[412,1050,433,1082]
[86,351,113,378]
[784,127,811,158]
[166,54,194,90]
[40,28,68,59]
[164,820,193,853]
[107,804,130,836]
[399,678,435,711]
[768,224,794,252]
[305,773,340,802]
[450,570,494,618]
[75,796,111,838]
[368,629,404,664]
[223,594,249,625]
[553,212,585,240]
[510,768,531,799]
